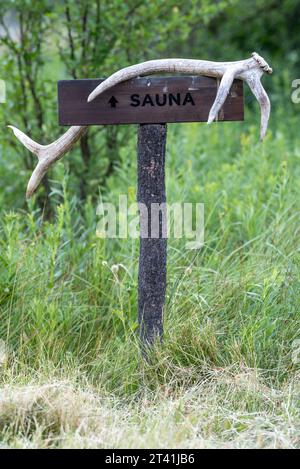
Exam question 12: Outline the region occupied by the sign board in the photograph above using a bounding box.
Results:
[58,76,244,126]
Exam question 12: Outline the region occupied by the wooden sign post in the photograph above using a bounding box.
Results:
[137,123,167,346]
[58,76,244,348]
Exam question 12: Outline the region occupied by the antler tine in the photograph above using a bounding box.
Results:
[243,73,271,141]
[207,69,235,124]
[8,125,87,198]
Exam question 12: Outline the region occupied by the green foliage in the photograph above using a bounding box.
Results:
[0,0,233,207]
[0,0,300,448]
[1,104,300,392]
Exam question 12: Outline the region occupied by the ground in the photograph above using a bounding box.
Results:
[0,107,300,448]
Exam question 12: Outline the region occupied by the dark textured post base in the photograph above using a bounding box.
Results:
[137,124,167,349]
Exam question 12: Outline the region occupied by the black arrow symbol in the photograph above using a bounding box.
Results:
[108,96,118,108]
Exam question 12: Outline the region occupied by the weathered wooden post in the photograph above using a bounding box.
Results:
[137,124,167,346]
[9,53,272,349]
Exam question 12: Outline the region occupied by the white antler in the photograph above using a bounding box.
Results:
[8,52,272,199]
[8,125,88,198]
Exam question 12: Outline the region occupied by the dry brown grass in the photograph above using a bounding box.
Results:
[0,367,299,449]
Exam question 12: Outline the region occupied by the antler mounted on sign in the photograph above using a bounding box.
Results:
[7,51,273,349]
[9,52,272,199]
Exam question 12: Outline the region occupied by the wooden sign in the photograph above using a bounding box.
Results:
[58,76,244,126]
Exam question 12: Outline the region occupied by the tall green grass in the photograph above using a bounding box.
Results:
[0,94,300,447]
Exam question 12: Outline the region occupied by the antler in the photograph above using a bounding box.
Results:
[88,52,272,139]
[8,125,88,198]
[8,52,272,199]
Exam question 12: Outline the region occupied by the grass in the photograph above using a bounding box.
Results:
[0,97,300,448]
[0,368,299,449]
